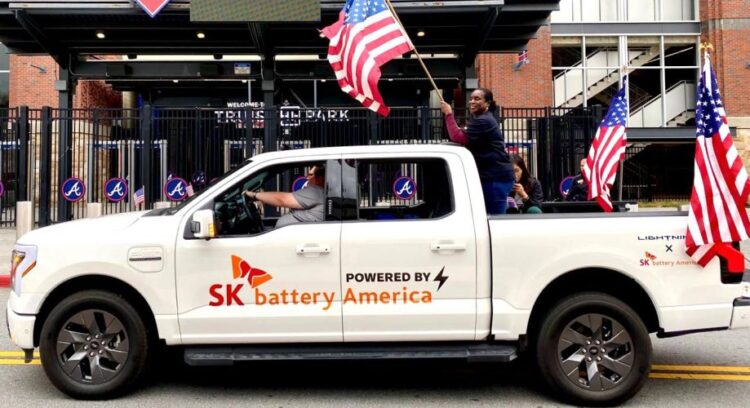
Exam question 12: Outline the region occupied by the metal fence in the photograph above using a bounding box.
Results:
[0,105,624,226]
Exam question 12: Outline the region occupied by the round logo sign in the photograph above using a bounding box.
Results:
[292,176,308,192]
[393,176,417,200]
[164,177,188,202]
[104,178,129,203]
[559,176,576,198]
[61,177,86,202]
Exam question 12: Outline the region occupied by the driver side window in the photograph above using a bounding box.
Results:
[213,160,326,237]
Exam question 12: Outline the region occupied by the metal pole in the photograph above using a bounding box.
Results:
[314,80,318,108]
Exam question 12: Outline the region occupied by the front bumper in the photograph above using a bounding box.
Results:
[730,297,750,329]
[6,305,36,349]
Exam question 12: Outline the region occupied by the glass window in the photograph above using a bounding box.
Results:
[663,69,696,127]
[0,44,8,71]
[581,0,618,21]
[552,0,575,22]
[347,158,453,221]
[628,69,663,127]
[554,69,584,107]
[214,160,329,236]
[664,38,697,67]
[0,72,7,108]
[585,37,619,67]
[552,0,618,22]
[662,0,695,21]
[585,69,619,105]
[627,0,657,21]
[627,36,661,68]
[552,39,584,107]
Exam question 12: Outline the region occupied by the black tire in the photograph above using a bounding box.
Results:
[39,290,151,399]
[535,292,652,406]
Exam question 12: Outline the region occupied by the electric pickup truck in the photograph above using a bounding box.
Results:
[6,145,750,405]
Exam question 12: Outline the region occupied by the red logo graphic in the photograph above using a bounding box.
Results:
[644,251,657,261]
[135,0,171,18]
[231,255,272,288]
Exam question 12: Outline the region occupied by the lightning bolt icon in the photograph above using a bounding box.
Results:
[434,267,449,291]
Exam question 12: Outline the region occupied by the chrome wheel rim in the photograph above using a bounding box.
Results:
[557,313,634,391]
[56,309,129,384]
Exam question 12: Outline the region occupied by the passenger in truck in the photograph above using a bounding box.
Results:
[244,165,326,228]
[508,154,544,214]
[440,88,515,215]
[566,158,590,202]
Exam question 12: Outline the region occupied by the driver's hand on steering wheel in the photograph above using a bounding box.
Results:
[244,190,259,202]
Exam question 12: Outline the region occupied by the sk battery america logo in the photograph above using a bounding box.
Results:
[209,255,272,306]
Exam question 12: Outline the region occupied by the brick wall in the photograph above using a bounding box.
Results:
[476,25,552,108]
[700,1,750,170]
[9,55,58,108]
[700,0,750,116]
[10,55,122,109]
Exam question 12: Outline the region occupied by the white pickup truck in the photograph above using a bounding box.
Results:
[6,145,750,405]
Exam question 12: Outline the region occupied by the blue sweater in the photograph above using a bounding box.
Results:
[465,111,514,182]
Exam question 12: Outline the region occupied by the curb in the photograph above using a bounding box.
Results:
[0,274,9,288]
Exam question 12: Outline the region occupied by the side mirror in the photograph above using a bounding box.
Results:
[192,209,216,240]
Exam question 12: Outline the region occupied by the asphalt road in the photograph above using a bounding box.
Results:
[2,288,750,407]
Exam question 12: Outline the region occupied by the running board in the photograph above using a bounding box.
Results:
[184,343,518,366]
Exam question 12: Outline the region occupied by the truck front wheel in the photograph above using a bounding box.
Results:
[535,292,652,406]
[39,290,151,399]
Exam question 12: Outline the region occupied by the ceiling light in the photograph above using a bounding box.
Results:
[197,32,206,39]
[417,31,425,37]
[320,79,327,83]
[173,80,179,83]
[241,80,248,83]
[96,31,106,39]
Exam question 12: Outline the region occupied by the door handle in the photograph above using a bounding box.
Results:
[430,241,466,252]
[296,243,331,256]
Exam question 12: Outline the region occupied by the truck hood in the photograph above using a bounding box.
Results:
[17,211,149,245]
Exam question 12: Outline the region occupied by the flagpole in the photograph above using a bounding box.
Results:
[618,68,627,202]
[383,0,445,103]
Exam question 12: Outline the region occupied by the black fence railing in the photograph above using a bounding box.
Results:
[0,104,684,227]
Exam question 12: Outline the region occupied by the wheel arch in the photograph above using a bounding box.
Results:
[527,267,660,342]
[33,275,160,347]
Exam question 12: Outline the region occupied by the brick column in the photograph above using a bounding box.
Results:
[701,1,750,170]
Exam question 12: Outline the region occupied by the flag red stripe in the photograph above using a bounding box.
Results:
[323,7,413,116]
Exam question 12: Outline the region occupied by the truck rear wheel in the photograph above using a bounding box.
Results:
[535,292,651,406]
[39,290,151,399]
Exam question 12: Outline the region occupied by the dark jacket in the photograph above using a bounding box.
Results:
[566,175,589,201]
[513,177,544,211]
[465,111,514,182]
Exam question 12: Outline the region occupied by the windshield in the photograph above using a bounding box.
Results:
[152,159,254,216]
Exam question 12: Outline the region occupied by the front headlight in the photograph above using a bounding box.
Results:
[10,245,37,293]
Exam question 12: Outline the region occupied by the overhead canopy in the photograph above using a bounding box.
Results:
[0,0,559,67]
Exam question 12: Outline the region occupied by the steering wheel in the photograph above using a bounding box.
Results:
[240,194,264,234]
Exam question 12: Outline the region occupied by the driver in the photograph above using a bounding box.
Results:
[244,164,326,228]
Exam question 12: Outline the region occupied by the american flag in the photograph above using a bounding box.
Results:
[512,49,529,71]
[583,78,628,212]
[686,52,750,271]
[133,186,145,206]
[321,0,414,116]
